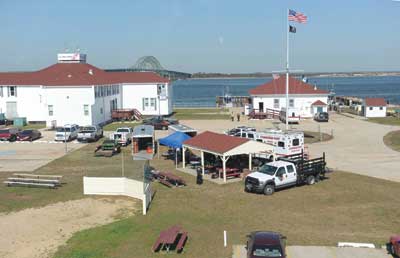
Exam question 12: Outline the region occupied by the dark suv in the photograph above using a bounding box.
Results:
[246,231,286,258]
[314,112,329,122]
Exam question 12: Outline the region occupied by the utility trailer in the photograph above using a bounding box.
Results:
[245,151,326,195]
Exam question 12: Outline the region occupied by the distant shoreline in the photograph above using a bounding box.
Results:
[189,72,400,80]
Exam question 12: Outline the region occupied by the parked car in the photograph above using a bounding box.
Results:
[17,129,41,141]
[226,126,256,136]
[0,128,19,142]
[110,127,133,146]
[389,235,400,257]
[314,112,329,122]
[143,116,178,130]
[54,124,80,141]
[77,125,103,142]
[245,152,326,195]
[246,231,287,258]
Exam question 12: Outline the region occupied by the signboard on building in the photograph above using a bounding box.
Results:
[57,53,87,63]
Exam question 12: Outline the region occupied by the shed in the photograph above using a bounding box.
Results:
[132,125,155,157]
[182,131,274,182]
[168,124,197,137]
[363,98,387,118]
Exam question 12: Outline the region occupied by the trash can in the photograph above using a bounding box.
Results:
[196,167,203,185]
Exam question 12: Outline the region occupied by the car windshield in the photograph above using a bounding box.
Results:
[258,165,277,176]
[252,245,283,257]
[21,130,32,134]
[57,128,71,132]
[117,128,129,133]
[82,127,95,131]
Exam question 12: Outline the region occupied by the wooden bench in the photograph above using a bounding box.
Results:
[4,181,56,188]
[7,177,61,186]
[13,173,63,179]
[176,232,188,252]
[158,178,174,188]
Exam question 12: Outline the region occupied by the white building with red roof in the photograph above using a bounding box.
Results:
[248,75,329,118]
[0,53,172,127]
[363,98,387,118]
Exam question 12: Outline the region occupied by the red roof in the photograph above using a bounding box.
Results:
[249,75,329,95]
[183,131,249,154]
[311,100,327,106]
[365,98,386,106]
[0,63,169,86]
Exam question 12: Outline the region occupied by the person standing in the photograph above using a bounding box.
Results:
[231,112,234,122]
[237,113,240,122]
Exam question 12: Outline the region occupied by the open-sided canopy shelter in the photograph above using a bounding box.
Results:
[159,131,191,149]
[182,131,274,182]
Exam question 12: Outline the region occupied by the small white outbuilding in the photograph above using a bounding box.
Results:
[363,98,387,118]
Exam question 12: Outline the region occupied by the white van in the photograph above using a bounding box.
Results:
[55,124,80,141]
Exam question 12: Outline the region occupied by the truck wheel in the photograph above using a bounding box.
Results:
[263,184,275,195]
[307,175,316,185]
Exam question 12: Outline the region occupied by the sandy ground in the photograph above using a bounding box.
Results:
[0,130,85,172]
[179,113,400,182]
[232,245,391,258]
[0,197,138,258]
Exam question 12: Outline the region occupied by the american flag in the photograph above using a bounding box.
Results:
[288,9,307,24]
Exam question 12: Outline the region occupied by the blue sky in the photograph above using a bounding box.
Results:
[0,0,399,73]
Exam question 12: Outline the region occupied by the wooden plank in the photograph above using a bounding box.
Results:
[13,173,62,179]
[4,181,56,188]
[7,178,61,185]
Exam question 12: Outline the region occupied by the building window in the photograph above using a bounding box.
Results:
[8,86,17,97]
[143,98,149,110]
[100,108,103,114]
[0,86,2,97]
[289,99,294,108]
[369,107,373,111]
[48,105,54,116]
[274,99,280,109]
[150,98,157,110]
[379,106,383,110]
[84,104,89,116]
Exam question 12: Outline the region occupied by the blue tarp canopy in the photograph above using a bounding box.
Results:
[159,132,191,149]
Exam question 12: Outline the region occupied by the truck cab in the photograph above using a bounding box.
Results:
[110,127,133,146]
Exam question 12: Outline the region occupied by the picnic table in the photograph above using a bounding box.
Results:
[189,160,201,168]
[218,168,241,179]
[157,172,186,187]
[152,225,188,253]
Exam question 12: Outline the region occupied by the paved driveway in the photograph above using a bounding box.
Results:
[182,113,400,182]
[232,245,391,258]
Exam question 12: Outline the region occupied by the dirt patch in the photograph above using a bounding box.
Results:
[0,197,138,258]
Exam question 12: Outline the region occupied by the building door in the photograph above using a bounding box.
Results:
[6,101,17,119]
[258,102,264,112]
[317,107,323,113]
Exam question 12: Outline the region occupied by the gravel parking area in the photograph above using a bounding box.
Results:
[232,245,391,258]
[0,130,86,172]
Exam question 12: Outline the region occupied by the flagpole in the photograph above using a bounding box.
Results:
[286,8,290,131]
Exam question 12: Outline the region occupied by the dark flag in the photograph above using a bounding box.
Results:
[289,25,296,33]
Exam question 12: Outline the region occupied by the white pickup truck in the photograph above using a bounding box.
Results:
[110,127,133,146]
[245,152,326,195]
[77,125,103,142]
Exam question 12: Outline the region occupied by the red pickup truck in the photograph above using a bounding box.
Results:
[0,128,19,142]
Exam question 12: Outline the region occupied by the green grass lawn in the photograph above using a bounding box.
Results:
[53,151,400,258]
[383,130,400,152]
[368,117,400,126]
[173,108,230,120]
[304,130,333,144]
[102,121,142,131]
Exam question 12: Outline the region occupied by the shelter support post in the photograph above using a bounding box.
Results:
[201,151,205,175]
[157,141,160,159]
[182,146,186,168]
[220,155,230,183]
[249,153,252,171]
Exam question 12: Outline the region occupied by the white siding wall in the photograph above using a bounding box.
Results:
[44,86,94,127]
[121,83,172,116]
[0,86,45,121]
[365,106,386,118]
[92,85,122,126]
[252,95,328,118]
